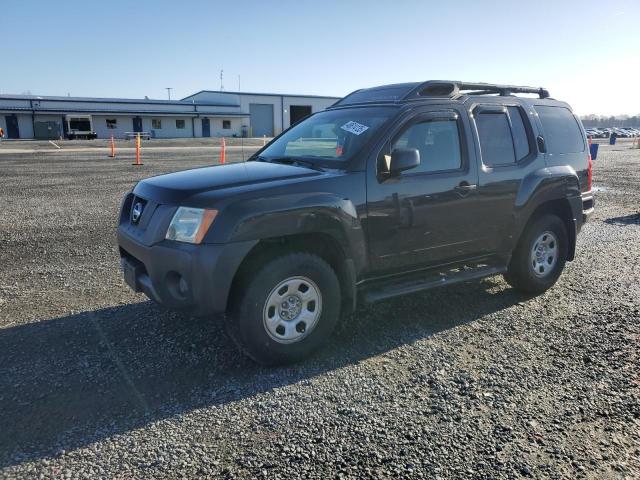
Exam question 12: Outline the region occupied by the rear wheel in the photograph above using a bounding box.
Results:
[504,214,568,294]
[227,252,341,365]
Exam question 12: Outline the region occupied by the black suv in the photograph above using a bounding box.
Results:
[118,80,594,364]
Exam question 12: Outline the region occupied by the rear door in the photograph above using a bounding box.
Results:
[365,106,486,274]
[471,102,539,253]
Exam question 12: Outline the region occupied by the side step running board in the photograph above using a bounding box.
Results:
[361,265,506,303]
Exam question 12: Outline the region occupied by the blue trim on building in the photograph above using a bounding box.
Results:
[0,107,250,117]
[0,94,238,108]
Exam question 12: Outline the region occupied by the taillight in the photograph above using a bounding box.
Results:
[587,152,593,191]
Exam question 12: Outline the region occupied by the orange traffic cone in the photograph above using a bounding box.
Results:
[220,137,226,164]
[109,135,116,158]
[132,133,143,166]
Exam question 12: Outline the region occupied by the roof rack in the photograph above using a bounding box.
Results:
[406,81,550,100]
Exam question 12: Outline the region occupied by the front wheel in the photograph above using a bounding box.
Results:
[227,253,341,365]
[504,214,568,294]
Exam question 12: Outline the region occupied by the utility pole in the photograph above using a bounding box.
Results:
[220,70,224,91]
[165,87,173,100]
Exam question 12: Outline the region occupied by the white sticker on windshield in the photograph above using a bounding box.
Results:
[341,121,369,136]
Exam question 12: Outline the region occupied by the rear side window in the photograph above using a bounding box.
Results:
[392,118,462,173]
[475,107,532,167]
[536,105,585,154]
[475,112,515,166]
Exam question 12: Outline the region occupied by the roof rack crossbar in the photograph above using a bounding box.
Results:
[409,81,550,99]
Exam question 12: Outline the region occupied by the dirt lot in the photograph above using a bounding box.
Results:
[0,141,638,479]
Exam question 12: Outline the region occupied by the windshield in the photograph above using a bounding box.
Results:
[257,106,395,163]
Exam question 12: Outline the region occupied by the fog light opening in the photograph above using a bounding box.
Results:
[166,271,190,301]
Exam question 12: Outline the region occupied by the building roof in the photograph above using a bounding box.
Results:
[0,93,238,107]
[182,90,341,101]
[0,89,342,117]
[0,106,249,117]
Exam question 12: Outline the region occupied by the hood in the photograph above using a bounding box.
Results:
[132,161,323,204]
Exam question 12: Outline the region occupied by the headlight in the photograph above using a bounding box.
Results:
[165,207,218,244]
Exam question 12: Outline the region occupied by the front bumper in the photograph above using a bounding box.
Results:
[118,229,257,316]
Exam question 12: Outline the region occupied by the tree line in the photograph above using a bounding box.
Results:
[580,114,640,128]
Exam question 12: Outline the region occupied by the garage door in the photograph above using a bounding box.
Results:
[250,103,274,137]
[34,121,61,139]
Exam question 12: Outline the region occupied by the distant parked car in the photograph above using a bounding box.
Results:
[621,127,640,137]
[586,128,606,138]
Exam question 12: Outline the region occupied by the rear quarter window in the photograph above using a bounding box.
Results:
[536,105,585,154]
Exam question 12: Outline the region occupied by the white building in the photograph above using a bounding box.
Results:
[0,90,340,140]
[182,91,341,137]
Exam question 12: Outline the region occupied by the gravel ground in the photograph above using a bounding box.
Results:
[0,142,638,479]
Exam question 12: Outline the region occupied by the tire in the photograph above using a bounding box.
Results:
[227,252,342,365]
[504,214,568,294]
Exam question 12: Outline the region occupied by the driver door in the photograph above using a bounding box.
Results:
[365,108,486,274]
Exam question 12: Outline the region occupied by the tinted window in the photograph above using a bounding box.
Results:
[391,118,461,173]
[476,112,515,166]
[536,105,585,154]
[507,106,530,160]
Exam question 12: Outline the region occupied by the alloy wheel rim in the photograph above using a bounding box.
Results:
[262,276,322,344]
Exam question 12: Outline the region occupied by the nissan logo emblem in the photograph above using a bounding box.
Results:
[131,202,144,223]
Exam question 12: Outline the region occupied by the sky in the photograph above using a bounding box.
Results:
[1,0,639,116]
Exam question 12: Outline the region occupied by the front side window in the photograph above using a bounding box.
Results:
[176,119,185,129]
[390,118,462,173]
[476,111,516,167]
[106,118,117,129]
[258,106,396,164]
[152,119,162,129]
[222,120,231,129]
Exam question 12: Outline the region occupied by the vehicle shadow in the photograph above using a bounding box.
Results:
[0,278,525,468]
[604,213,640,226]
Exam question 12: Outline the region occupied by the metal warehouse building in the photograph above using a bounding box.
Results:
[0,90,339,140]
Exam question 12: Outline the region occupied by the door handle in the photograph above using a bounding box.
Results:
[537,135,547,153]
[455,182,477,193]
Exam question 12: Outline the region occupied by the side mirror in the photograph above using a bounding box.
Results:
[389,148,420,175]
